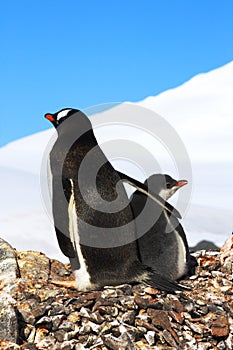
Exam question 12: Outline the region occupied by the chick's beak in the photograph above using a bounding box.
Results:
[175,180,188,188]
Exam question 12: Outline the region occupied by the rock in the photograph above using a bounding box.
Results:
[211,315,230,338]
[0,292,18,343]
[0,236,232,349]
[0,341,20,350]
[17,250,50,282]
[144,330,156,346]
[0,238,19,293]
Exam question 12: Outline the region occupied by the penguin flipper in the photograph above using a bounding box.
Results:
[117,171,181,219]
[146,270,186,292]
[55,227,77,258]
[187,254,198,277]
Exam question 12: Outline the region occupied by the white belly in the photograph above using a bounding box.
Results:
[68,179,93,291]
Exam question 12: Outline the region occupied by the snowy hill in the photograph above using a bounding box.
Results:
[0,62,232,262]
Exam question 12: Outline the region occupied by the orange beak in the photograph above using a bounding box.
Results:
[44,113,55,122]
[175,180,188,187]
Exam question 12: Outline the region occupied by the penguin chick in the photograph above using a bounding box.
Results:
[130,174,197,281]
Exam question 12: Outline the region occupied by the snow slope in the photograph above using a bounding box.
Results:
[0,62,232,261]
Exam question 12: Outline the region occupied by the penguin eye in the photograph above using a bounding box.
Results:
[166,182,171,189]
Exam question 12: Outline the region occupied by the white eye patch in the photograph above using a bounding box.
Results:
[57,109,72,121]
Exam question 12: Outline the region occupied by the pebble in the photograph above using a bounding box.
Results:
[0,236,232,350]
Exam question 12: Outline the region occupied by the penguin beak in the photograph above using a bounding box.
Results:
[175,180,188,188]
[44,113,55,122]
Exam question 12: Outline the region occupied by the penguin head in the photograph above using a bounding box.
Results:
[44,108,78,128]
[164,175,188,200]
[44,108,93,139]
[145,174,188,200]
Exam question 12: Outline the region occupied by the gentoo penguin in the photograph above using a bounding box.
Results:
[130,174,197,281]
[45,108,184,292]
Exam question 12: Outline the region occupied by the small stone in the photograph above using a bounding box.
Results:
[98,305,118,317]
[197,306,209,316]
[59,320,75,332]
[48,302,66,316]
[98,321,115,334]
[185,320,204,334]
[196,299,206,306]
[147,309,171,329]
[101,334,128,350]
[134,340,153,349]
[119,296,137,309]
[200,255,219,268]
[17,300,35,325]
[20,344,37,350]
[134,295,148,309]
[162,329,177,347]
[50,259,72,280]
[101,288,118,298]
[89,310,105,324]
[51,315,65,331]
[144,286,159,295]
[35,335,56,349]
[115,284,132,295]
[169,310,184,324]
[144,330,156,346]
[81,290,102,300]
[24,324,36,342]
[184,301,195,312]
[0,341,20,350]
[54,329,67,342]
[226,333,233,350]
[75,344,86,350]
[135,318,159,332]
[67,311,81,323]
[171,299,185,313]
[79,307,90,318]
[35,316,53,330]
[121,310,136,325]
[88,321,101,333]
[60,340,78,350]
[211,316,230,338]
[79,321,92,335]
[197,343,212,350]
[34,327,49,344]
[217,340,226,349]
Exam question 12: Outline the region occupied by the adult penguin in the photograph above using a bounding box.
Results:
[130,174,197,281]
[45,108,183,291]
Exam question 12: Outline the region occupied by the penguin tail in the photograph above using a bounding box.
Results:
[144,269,187,292]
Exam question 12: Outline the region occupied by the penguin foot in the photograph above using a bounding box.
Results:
[50,279,76,289]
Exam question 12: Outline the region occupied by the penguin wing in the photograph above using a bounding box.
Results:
[52,177,78,259]
[117,171,182,219]
[54,227,76,258]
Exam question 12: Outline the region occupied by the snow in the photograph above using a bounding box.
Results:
[0,62,232,262]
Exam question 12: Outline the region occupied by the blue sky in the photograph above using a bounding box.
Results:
[1,0,233,146]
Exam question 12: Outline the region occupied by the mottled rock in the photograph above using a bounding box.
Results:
[211,315,230,338]
[17,250,50,282]
[0,341,20,350]
[0,292,18,343]
[0,236,232,349]
[0,238,19,293]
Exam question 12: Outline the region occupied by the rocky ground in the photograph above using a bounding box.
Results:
[0,236,232,350]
